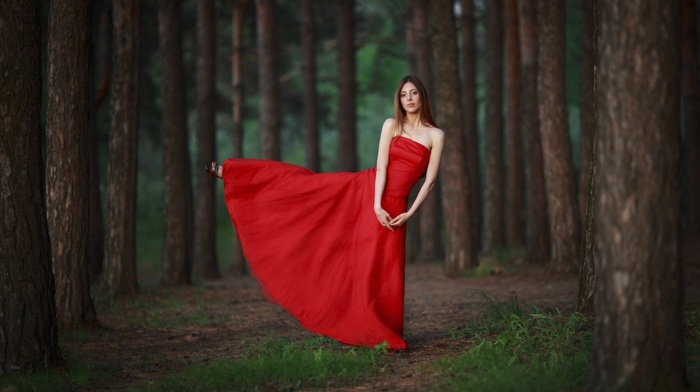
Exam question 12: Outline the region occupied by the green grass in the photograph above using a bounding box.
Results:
[0,360,101,392]
[137,336,389,392]
[437,292,593,392]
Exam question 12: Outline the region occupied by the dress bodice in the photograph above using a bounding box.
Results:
[384,136,431,198]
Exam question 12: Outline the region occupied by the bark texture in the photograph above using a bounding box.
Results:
[519,0,549,264]
[0,0,62,374]
[682,0,700,237]
[257,0,280,160]
[103,0,141,297]
[578,0,595,221]
[430,0,477,277]
[537,0,579,273]
[592,0,685,389]
[194,0,220,280]
[483,0,505,252]
[336,0,357,172]
[46,0,98,328]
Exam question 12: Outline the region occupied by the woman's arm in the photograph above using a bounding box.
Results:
[374,118,396,230]
[389,128,445,227]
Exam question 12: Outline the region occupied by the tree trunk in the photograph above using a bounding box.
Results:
[431,0,477,277]
[88,0,111,284]
[537,0,579,273]
[231,0,249,276]
[519,0,549,264]
[158,0,193,286]
[103,0,141,297]
[578,0,595,223]
[0,0,63,375]
[460,0,482,253]
[682,0,700,238]
[410,0,442,263]
[336,0,357,172]
[483,0,505,252]
[504,0,524,247]
[592,1,685,390]
[301,0,320,172]
[576,0,598,313]
[194,0,220,281]
[46,0,98,329]
[257,0,280,160]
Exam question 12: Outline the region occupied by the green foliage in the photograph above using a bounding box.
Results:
[137,337,389,392]
[0,361,99,392]
[687,306,700,387]
[437,293,593,391]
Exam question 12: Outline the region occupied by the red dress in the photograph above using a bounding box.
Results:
[222,136,431,350]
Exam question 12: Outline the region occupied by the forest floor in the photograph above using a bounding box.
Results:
[60,240,700,391]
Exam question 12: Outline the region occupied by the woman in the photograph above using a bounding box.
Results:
[207,75,444,350]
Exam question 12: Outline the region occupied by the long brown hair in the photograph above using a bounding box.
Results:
[393,75,437,136]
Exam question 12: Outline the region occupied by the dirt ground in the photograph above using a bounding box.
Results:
[61,242,700,391]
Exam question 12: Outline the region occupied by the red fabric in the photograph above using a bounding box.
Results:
[222,136,430,350]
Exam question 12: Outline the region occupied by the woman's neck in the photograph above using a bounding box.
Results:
[405,113,421,128]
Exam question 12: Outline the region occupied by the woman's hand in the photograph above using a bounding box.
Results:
[389,212,412,228]
[375,207,394,231]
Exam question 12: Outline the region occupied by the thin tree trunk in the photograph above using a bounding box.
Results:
[592,1,684,389]
[460,0,481,253]
[103,0,141,297]
[682,0,700,238]
[158,0,193,286]
[431,0,477,277]
[519,0,549,264]
[483,0,505,252]
[337,0,357,172]
[537,0,580,273]
[46,0,98,328]
[231,0,249,276]
[257,0,280,160]
[576,0,598,313]
[194,0,220,280]
[504,0,524,247]
[301,0,320,172]
[0,0,62,374]
[578,0,595,222]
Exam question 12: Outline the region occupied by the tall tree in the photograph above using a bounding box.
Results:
[103,0,141,297]
[194,0,220,280]
[46,0,98,328]
[537,0,579,273]
[431,0,477,277]
[410,0,442,263]
[682,0,700,238]
[460,0,481,252]
[504,0,524,247]
[519,0,548,264]
[158,0,193,286]
[0,0,62,374]
[301,0,320,172]
[578,0,595,221]
[231,0,249,276]
[592,1,684,389]
[337,0,357,171]
[483,0,505,252]
[257,0,281,160]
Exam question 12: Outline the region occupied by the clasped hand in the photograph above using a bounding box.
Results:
[375,207,411,231]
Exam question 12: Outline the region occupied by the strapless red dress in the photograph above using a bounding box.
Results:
[222,136,430,350]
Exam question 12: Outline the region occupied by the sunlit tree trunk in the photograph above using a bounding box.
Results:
[103,0,141,296]
[194,0,220,280]
[158,0,193,286]
[682,0,700,238]
[337,0,357,172]
[460,0,481,253]
[230,0,249,276]
[0,0,62,374]
[431,0,477,277]
[593,1,684,389]
[257,0,280,160]
[46,0,98,328]
[483,0,505,252]
[537,0,579,273]
[504,0,524,247]
[301,0,320,172]
[519,0,548,264]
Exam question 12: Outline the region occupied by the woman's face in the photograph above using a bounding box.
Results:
[400,82,421,115]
